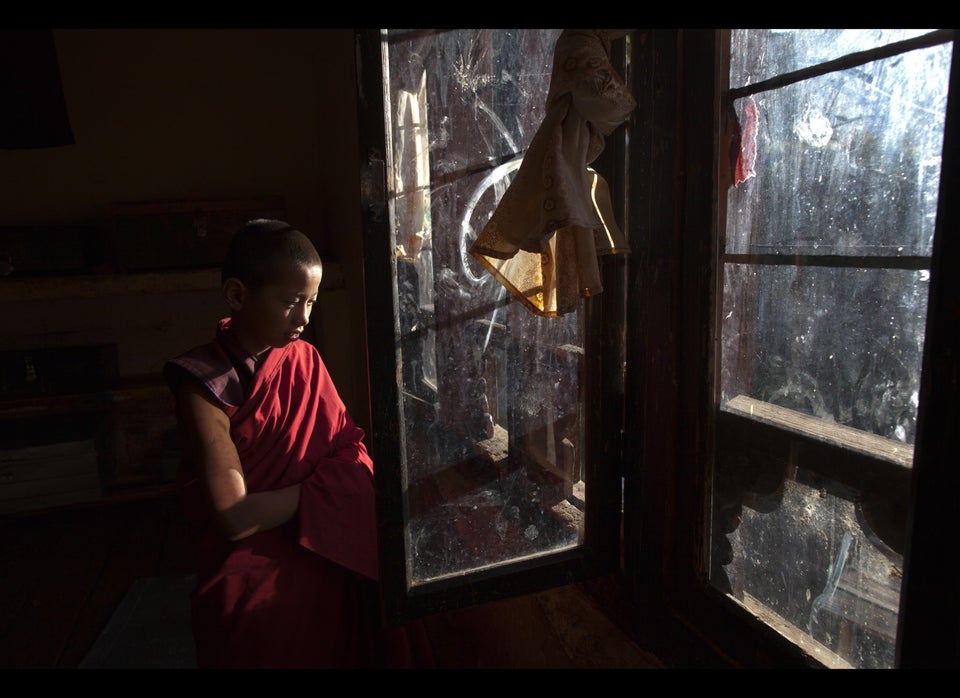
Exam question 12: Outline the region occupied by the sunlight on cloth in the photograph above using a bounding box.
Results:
[469,28,636,317]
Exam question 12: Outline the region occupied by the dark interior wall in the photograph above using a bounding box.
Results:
[0,29,676,668]
[0,28,370,430]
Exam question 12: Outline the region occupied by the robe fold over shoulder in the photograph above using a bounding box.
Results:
[162,318,423,668]
[166,317,378,582]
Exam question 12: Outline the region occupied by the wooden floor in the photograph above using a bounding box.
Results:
[0,494,666,669]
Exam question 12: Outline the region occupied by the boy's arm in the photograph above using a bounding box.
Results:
[177,380,301,541]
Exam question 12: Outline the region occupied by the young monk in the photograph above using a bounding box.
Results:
[164,219,433,668]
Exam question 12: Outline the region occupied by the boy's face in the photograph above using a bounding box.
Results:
[231,261,323,355]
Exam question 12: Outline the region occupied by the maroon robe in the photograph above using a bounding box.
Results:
[165,318,432,668]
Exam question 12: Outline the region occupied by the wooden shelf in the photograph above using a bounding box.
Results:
[0,374,177,517]
[0,376,169,419]
[0,268,221,302]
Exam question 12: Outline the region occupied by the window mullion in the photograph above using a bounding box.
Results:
[721,254,930,271]
[728,28,953,99]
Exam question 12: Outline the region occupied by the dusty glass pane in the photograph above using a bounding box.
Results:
[729,29,938,88]
[384,29,584,585]
[726,40,951,257]
[721,468,903,669]
[720,263,929,444]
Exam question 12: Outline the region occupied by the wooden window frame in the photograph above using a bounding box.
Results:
[356,28,960,668]
[621,28,960,669]
[355,28,624,624]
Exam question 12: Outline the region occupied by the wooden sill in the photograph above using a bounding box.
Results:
[723,394,913,469]
[738,592,853,669]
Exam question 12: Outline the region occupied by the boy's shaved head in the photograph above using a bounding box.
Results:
[222,219,322,288]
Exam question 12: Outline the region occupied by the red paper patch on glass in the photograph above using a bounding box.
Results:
[735,95,758,186]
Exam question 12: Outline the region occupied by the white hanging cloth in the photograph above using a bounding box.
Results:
[470,29,636,317]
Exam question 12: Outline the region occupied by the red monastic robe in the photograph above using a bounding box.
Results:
[165,318,431,668]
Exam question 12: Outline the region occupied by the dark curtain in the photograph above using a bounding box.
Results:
[0,29,75,149]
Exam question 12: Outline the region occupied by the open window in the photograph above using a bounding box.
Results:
[355,28,625,622]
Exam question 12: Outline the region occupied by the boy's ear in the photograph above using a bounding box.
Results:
[223,277,246,311]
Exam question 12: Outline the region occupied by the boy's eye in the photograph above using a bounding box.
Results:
[283,297,315,309]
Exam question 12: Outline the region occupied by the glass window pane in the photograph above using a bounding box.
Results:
[726,41,951,257]
[726,471,903,669]
[720,263,929,445]
[384,29,585,586]
[729,29,937,87]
